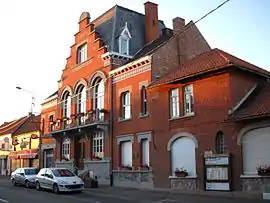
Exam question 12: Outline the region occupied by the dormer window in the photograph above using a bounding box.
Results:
[119,22,131,55]
[77,43,87,64]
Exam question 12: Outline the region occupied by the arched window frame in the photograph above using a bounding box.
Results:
[75,85,87,114]
[61,137,70,159]
[140,86,147,116]
[216,131,227,154]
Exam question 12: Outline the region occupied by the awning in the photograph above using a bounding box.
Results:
[8,154,19,159]
[0,155,7,159]
[20,153,38,159]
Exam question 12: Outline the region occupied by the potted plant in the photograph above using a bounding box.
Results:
[88,109,95,114]
[174,167,188,177]
[100,108,108,113]
[92,155,102,161]
[257,165,270,176]
[77,112,85,117]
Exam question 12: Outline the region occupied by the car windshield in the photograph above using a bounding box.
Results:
[52,169,75,177]
[24,168,38,175]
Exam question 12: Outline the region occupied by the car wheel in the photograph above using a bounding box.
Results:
[53,183,59,194]
[12,179,17,186]
[25,180,30,188]
[36,181,41,191]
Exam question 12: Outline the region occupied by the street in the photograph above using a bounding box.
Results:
[0,178,269,203]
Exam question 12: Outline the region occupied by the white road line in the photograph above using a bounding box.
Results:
[0,198,8,203]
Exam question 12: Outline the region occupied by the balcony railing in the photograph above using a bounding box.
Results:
[52,108,107,132]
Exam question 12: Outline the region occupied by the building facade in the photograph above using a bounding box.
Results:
[146,48,270,192]
[9,115,40,171]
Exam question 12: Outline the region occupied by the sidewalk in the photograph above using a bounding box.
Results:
[85,186,263,200]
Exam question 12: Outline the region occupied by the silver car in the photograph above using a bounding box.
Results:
[35,168,84,193]
[11,167,38,188]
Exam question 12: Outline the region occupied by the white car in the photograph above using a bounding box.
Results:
[35,168,84,193]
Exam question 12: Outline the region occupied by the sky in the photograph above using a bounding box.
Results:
[0,0,269,125]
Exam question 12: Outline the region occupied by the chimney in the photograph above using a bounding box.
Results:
[144,1,159,44]
[173,17,185,35]
[79,11,91,31]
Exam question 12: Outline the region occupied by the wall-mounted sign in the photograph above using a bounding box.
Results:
[4,137,9,143]
[31,134,39,139]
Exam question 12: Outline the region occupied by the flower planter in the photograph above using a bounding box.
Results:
[175,171,188,177]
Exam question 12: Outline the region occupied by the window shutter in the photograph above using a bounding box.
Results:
[142,139,150,165]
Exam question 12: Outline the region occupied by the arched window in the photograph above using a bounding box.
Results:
[171,137,196,176]
[62,91,71,118]
[76,85,86,114]
[216,131,227,154]
[93,78,105,111]
[140,86,147,115]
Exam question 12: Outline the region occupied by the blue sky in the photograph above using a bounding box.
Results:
[0,0,269,125]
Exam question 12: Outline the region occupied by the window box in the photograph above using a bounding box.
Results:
[87,109,95,114]
[70,114,77,118]
[61,157,69,161]
[56,118,62,123]
[77,112,85,117]
[174,168,188,177]
[257,165,270,176]
[120,165,133,170]
[100,108,108,113]
[62,117,69,121]
[92,155,102,161]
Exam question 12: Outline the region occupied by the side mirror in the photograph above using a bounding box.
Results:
[49,174,53,179]
[21,173,25,176]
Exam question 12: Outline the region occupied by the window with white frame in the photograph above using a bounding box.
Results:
[62,138,70,159]
[94,78,105,110]
[118,22,131,55]
[183,85,194,115]
[141,86,147,115]
[141,139,150,166]
[77,43,87,64]
[92,132,104,158]
[49,115,54,132]
[121,91,131,119]
[121,141,132,167]
[62,92,71,118]
[170,89,179,118]
[77,86,87,114]
[216,131,227,154]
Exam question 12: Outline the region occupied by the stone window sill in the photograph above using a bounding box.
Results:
[169,113,195,121]
[118,117,132,122]
[240,174,270,178]
[139,113,149,118]
[113,169,153,173]
[169,175,197,179]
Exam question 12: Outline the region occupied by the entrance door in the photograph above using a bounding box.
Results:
[44,149,54,168]
[74,137,85,170]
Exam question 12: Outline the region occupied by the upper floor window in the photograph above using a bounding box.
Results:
[118,22,131,55]
[76,86,87,114]
[62,92,71,118]
[49,115,54,132]
[77,43,87,64]
[140,86,147,116]
[183,85,194,115]
[121,91,131,120]
[170,88,179,118]
[216,131,227,154]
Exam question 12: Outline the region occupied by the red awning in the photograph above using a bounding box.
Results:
[8,154,19,159]
[20,153,37,159]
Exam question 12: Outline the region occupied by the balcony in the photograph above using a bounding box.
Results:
[51,108,108,134]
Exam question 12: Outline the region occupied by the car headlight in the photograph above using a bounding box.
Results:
[59,180,68,185]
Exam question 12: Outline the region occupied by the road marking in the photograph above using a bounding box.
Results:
[0,198,8,203]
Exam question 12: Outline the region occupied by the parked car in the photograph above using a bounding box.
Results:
[35,168,84,193]
[11,167,39,188]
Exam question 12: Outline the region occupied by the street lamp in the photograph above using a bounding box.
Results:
[16,86,35,115]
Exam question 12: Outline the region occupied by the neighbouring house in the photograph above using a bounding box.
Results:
[0,117,27,175]
[9,115,41,171]
[40,91,58,168]
[146,48,270,192]
[40,1,211,187]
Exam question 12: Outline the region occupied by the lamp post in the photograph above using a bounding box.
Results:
[16,86,35,115]
[16,86,43,169]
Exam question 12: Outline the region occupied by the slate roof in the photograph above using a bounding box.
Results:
[91,4,166,56]
[149,48,270,88]
[0,116,28,135]
[228,82,270,121]
[13,115,41,136]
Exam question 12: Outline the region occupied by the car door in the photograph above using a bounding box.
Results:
[38,168,47,188]
[14,168,22,184]
[44,169,54,190]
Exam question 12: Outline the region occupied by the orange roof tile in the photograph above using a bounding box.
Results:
[149,48,270,88]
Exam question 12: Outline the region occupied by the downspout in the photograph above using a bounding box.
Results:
[109,5,117,186]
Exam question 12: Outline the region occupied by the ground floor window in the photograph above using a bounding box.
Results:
[44,149,54,168]
[121,141,132,167]
[141,138,150,166]
[92,132,104,158]
[242,127,270,175]
[62,138,70,159]
[171,137,196,176]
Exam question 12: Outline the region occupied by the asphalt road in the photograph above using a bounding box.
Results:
[0,178,269,203]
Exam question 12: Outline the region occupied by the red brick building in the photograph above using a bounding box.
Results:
[40,1,211,186]
[146,48,270,192]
